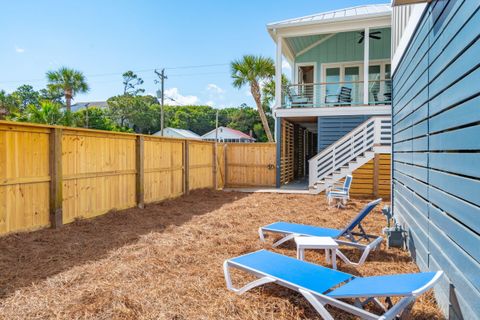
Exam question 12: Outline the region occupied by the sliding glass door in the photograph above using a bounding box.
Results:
[323,64,361,105]
[322,61,391,106]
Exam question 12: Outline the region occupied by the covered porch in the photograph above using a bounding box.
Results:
[268,4,392,110]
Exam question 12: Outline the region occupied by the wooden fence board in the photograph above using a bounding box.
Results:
[350,154,391,197]
[188,141,214,191]
[143,137,184,203]
[62,130,137,223]
[0,120,392,237]
[216,144,225,189]
[225,143,276,187]
[0,125,50,234]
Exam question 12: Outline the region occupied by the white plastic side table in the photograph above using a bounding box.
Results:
[294,236,339,269]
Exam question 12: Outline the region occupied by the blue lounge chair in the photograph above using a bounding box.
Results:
[327,175,353,207]
[224,250,443,320]
[259,199,382,266]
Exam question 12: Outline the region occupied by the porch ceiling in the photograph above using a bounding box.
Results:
[283,116,318,133]
[285,34,333,56]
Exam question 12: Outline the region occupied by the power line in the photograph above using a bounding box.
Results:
[0,63,230,84]
[168,71,229,77]
[154,69,168,136]
[165,63,228,70]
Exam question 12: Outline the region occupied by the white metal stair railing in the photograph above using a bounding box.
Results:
[308,116,391,192]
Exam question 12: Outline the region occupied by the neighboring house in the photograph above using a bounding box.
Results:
[268,4,392,193]
[390,0,480,319]
[202,126,255,143]
[152,127,201,139]
[71,101,108,112]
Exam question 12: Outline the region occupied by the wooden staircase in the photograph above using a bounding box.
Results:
[308,116,391,194]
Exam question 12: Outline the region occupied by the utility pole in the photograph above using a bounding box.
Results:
[155,69,168,136]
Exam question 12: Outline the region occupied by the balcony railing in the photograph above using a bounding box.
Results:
[281,79,392,108]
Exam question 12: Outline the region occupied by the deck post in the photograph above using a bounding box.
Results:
[49,127,63,228]
[363,27,370,105]
[135,136,145,209]
[275,35,283,110]
[276,119,282,188]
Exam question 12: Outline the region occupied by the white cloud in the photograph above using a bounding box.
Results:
[282,60,291,71]
[164,88,199,106]
[14,46,25,53]
[206,83,225,94]
[205,100,214,107]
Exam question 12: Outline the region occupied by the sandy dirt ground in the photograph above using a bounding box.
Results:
[0,190,443,319]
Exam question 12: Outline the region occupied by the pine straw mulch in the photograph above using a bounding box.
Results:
[0,189,444,320]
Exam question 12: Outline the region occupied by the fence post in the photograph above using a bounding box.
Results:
[136,136,145,209]
[223,143,227,188]
[184,140,190,195]
[373,153,380,197]
[49,127,63,228]
[213,142,217,190]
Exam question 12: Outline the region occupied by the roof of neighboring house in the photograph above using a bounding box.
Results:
[202,126,255,141]
[267,4,391,29]
[71,101,108,112]
[153,127,201,139]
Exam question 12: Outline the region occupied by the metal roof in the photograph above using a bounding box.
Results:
[202,127,255,141]
[153,127,201,139]
[268,4,391,29]
[71,101,108,112]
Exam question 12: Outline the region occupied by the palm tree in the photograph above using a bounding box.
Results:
[262,74,289,110]
[19,101,64,125]
[46,67,89,112]
[231,55,275,142]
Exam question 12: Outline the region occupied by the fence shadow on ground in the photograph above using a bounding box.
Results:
[0,189,246,299]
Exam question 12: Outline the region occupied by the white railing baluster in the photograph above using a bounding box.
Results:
[308,116,391,188]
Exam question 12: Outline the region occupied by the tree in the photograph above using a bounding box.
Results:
[0,90,18,119]
[122,71,145,96]
[15,101,65,125]
[72,107,129,132]
[262,74,289,110]
[107,95,158,133]
[46,67,89,112]
[10,85,40,111]
[39,86,64,103]
[231,55,275,142]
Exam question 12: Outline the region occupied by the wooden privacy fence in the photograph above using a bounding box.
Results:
[224,143,276,187]
[0,121,275,235]
[350,153,391,198]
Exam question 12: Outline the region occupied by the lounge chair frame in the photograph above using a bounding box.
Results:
[224,252,443,320]
[258,199,383,266]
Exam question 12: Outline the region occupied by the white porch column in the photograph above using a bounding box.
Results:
[275,35,283,110]
[363,27,370,105]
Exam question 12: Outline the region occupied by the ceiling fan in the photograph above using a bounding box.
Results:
[358,31,382,44]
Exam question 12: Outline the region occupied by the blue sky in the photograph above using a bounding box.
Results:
[1,0,387,108]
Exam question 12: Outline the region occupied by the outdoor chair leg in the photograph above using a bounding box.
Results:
[223,261,275,295]
[382,296,416,320]
[299,289,335,320]
[300,289,380,320]
[258,228,266,242]
[272,233,300,248]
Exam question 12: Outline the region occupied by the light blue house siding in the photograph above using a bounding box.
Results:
[317,116,371,151]
[296,28,391,82]
[392,1,480,319]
